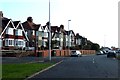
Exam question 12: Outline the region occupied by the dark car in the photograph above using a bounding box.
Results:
[107,50,116,58]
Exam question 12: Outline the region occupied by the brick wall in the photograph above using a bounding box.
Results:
[38,50,96,57]
[80,50,96,55]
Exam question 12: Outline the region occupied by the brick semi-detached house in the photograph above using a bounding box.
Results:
[0,17,29,50]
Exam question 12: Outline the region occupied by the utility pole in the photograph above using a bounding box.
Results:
[104,35,106,47]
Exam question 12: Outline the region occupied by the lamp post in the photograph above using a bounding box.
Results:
[104,35,106,47]
[48,0,51,61]
[68,20,71,54]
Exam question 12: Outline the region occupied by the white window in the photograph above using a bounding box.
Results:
[36,31,38,36]
[60,38,63,41]
[15,39,24,46]
[15,40,18,46]
[55,34,59,38]
[42,41,46,47]
[9,40,14,46]
[5,39,8,46]
[44,32,48,37]
[19,41,23,45]
[32,30,35,35]
[9,40,12,45]
[5,39,14,46]
[15,29,22,36]
[42,31,44,37]
[6,27,14,35]
[44,28,48,32]
[56,38,59,41]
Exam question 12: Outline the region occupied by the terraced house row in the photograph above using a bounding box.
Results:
[0,11,87,50]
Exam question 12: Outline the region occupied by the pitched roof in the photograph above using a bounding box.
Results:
[22,21,41,31]
[51,26,58,32]
[2,19,11,28]
[0,19,15,37]
[13,21,20,28]
[42,26,46,30]
[76,33,83,39]
[65,31,69,35]
[64,30,75,36]
[13,21,29,41]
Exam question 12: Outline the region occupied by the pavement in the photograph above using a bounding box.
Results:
[2,56,66,64]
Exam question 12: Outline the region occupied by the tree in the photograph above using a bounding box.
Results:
[83,45,91,50]
[91,43,100,51]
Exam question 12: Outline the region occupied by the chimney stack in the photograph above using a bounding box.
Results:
[0,11,3,18]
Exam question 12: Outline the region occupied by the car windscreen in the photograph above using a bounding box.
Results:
[71,51,76,54]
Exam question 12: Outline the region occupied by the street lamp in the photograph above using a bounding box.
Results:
[48,0,51,61]
[68,20,71,54]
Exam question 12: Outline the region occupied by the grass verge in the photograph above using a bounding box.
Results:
[117,55,120,60]
[2,62,54,80]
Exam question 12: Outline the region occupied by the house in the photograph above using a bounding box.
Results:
[51,26,59,49]
[37,24,49,50]
[22,17,40,50]
[1,18,16,50]
[58,25,65,50]
[0,18,29,50]
[51,25,65,50]
[37,24,65,50]
[65,30,75,48]
[81,37,87,46]
[37,26,43,50]
[75,33,82,46]
[13,21,29,49]
[0,11,2,49]
[41,23,49,49]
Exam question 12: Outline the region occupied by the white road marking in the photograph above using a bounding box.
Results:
[93,58,95,63]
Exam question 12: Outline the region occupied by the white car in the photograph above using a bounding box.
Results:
[70,50,82,57]
[96,50,104,55]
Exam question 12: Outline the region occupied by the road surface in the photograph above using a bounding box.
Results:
[28,55,119,80]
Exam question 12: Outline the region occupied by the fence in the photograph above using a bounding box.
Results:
[37,50,96,58]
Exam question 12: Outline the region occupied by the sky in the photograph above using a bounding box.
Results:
[0,0,119,48]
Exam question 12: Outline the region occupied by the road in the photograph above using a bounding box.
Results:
[28,55,119,80]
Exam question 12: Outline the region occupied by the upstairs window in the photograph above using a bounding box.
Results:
[15,29,22,36]
[6,27,14,35]
[44,32,48,37]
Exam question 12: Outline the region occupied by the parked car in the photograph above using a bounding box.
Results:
[107,50,116,58]
[96,50,104,55]
[70,50,82,57]
[102,50,110,54]
[115,49,120,53]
